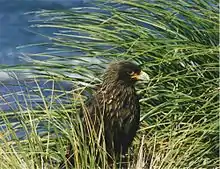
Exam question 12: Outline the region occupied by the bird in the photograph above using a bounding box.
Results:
[63,61,149,168]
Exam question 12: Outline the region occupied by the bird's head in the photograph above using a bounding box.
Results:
[103,61,150,86]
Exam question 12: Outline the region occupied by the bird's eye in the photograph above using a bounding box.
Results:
[127,71,134,75]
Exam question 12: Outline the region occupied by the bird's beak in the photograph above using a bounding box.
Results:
[138,71,150,81]
[131,71,150,81]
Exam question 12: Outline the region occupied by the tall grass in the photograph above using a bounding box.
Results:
[0,0,219,168]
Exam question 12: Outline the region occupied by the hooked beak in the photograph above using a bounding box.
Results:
[131,71,150,81]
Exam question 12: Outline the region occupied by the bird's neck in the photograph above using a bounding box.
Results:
[101,80,135,93]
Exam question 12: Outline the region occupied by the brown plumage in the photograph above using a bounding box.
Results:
[64,61,149,167]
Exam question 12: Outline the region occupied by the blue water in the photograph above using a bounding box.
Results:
[0,0,88,66]
[0,1,95,138]
[0,0,93,112]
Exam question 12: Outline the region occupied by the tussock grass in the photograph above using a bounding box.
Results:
[0,0,219,168]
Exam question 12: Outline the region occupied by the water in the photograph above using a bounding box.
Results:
[0,1,92,138]
[0,0,92,111]
[0,0,87,66]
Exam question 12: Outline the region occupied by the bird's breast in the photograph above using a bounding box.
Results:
[97,86,139,119]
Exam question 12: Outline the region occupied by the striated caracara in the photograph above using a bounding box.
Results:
[64,61,149,167]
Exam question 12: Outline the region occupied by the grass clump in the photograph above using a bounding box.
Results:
[0,0,219,168]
